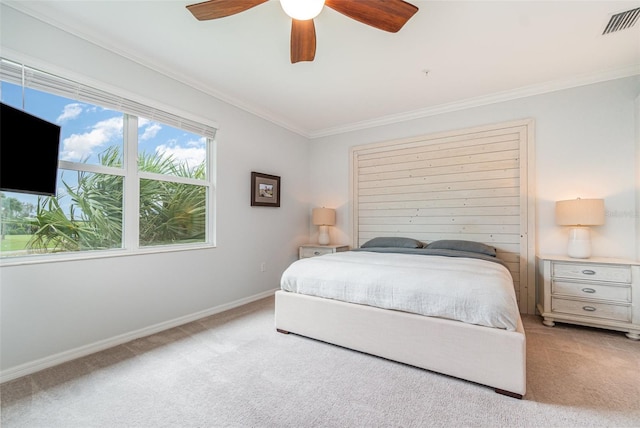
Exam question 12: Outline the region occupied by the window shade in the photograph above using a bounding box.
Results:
[0,58,217,139]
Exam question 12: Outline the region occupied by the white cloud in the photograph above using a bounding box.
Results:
[139,121,161,141]
[60,116,123,161]
[156,138,206,169]
[57,103,83,123]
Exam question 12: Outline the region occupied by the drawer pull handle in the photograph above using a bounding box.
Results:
[582,306,597,312]
[314,251,320,255]
[581,288,596,294]
[581,269,596,275]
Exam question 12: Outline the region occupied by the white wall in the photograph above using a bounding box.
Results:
[309,76,640,261]
[0,6,310,377]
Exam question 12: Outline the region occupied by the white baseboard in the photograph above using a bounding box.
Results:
[0,289,278,384]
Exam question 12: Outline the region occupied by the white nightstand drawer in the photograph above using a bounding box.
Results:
[552,262,631,284]
[551,297,631,322]
[552,280,631,302]
[299,245,349,259]
[300,247,335,258]
[538,256,640,339]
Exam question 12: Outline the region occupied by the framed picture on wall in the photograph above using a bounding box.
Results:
[251,171,281,207]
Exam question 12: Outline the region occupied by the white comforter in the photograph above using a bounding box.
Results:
[280,251,520,331]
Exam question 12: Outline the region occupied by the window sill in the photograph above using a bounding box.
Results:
[0,242,216,267]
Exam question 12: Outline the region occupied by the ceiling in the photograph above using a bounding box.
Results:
[4,1,640,138]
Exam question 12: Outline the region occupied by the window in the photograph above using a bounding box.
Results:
[0,59,217,260]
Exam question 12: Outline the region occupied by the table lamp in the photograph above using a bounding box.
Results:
[312,207,336,245]
[555,198,605,258]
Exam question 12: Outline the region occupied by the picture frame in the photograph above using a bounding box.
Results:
[251,171,281,207]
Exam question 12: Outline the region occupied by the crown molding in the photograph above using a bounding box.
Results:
[308,65,640,139]
[2,2,309,138]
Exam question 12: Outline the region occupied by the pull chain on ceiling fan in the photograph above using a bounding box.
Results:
[186,0,419,63]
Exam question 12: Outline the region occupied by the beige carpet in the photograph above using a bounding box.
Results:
[1,295,639,427]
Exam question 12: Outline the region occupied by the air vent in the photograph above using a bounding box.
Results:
[602,7,640,34]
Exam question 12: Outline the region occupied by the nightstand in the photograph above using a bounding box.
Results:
[299,244,349,259]
[536,255,640,340]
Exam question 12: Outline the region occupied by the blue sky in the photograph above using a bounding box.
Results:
[2,82,206,166]
[1,81,207,210]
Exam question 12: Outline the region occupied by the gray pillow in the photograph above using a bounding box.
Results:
[361,237,424,249]
[426,240,497,257]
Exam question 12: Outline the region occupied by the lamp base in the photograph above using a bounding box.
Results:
[567,227,591,258]
[317,225,330,245]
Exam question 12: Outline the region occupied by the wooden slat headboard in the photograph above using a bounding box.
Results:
[350,119,536,314]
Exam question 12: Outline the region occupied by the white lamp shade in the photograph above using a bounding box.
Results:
[280,0,325,20]
[312,207,336,226]
[555,198,605,226]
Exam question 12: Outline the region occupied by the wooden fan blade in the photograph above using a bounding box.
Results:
[186,0,268,21]
[291,19,316,64]
[325,0,418,32]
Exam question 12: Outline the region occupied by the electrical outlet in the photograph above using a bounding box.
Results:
[260,262,267,272]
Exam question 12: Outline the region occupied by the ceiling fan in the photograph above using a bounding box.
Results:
[186,0,419,63]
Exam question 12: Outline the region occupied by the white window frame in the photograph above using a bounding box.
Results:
[0,58,218,266]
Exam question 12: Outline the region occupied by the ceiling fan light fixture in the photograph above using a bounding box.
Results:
[280,0,325,20]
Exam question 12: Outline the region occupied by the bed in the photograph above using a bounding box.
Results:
[274,237,526,398]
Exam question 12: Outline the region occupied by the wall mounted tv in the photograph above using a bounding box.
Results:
[0,102,61,196]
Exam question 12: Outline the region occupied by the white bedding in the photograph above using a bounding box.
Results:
[280,250,520,331]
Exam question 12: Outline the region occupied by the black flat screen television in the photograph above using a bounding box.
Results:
[0,102,61,196]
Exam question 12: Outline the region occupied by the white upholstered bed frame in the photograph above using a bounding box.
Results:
[275,121,534,398]
[275,291,526,397]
